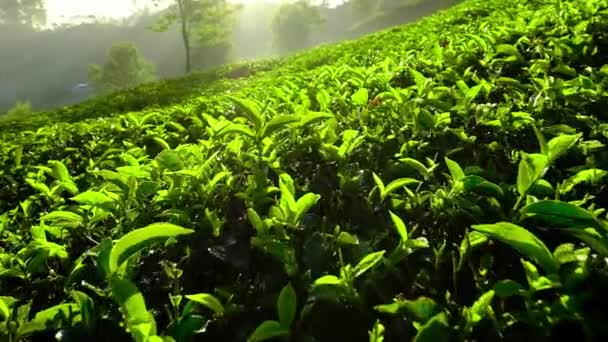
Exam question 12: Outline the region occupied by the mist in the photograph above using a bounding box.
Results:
[0,0,459,114]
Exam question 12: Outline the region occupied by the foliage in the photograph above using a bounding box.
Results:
[87,42,157,95]
[3,100,33,118]
[1,0,608,340]
[152,0,240,73]
[271,0,323,54]
[0,0,45,27]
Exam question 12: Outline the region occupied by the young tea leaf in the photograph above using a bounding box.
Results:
[369,320,385,342]
[351,88,369,106]
[226,95,263,130]
[18,303,81,336]
[413,312,449,342]
[354,250,385,278]
[444,157,465,181]
[519,200,600,229]
[261,115,301,138]
[389,211,408,243]
[546,134,580,162]
[560,169,607,194]
[247,320,289,342]
[277,283,297,328]
[109,223,194,274]
[400,158,429,178]
[185,293,224,316]
[0,298,9,321]
[72,191,115,208]
[517,153,548,196]
[472,222,558,274]
[382,178,420,200]
[110,277,153,327]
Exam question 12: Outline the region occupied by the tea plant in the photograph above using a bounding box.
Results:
[1,0,608,340]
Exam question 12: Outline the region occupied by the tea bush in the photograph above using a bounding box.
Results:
[1,0,608,341]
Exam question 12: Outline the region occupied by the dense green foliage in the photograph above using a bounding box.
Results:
[88,43,157,95]
[1,0,608,340]
[271,0,323,54]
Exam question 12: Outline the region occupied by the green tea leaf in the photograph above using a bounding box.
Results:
[18,303,80,336]
[458,231,488,262]
[110,277,153,327]
[372,172,385,197]
[314,275,342,285]
[472,222,558,273]
[375,297,441,322]
[413,311,449,342]
[519,200,599,228]
[247,320,289,342]
[40,211,83,228]
[185,293,224,316]
[462,175,504,198]
[262,115,301,137]
[517,153,548,196]
[295,193,320,223]
[400,158,429,178]
[560,169,608,194]
[532,125,548,156]
[337,231,360,245]
[216,123,255,138]
[156,150,183,171]
[444,157,465,181]
[109,223,194,274]
[354,250,385,278]
[494,279,525,298]
[72,191,115,208]
[382,178,420,200]
[464,290,495,325]
[546,134,580,161]
[277,283,297,328]
[369,320,385,342]
[351,88,369,106]
[389,211,408,242]
[298,111,334,128]
[0,298,9,321]
[226,95,263,130]
[71,290,94,329]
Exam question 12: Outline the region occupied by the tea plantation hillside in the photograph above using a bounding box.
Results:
[2,0,608,340]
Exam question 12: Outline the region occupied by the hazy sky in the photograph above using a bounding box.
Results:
[46,0,345,24]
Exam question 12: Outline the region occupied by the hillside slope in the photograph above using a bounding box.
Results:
[1,0,608,341]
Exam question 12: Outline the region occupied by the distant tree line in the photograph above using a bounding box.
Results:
[0,0,460,115]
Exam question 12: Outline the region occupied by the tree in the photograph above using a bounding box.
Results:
[88,43,157,95]
[3,100,32,118]
[271,0,323,55]
[0,0,46,27]
[152,0,240,73]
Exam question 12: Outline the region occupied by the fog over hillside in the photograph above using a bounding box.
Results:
[0,0,458,113]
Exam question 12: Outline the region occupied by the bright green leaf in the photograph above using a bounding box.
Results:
[472,222,558,273]
[109,223,194,274]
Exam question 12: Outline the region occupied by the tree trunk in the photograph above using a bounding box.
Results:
[177,0,191,73]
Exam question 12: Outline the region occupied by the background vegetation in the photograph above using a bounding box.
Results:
[0,0,459,114]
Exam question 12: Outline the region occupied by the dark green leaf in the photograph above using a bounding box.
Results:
[354,251,385,278]
[413,312,449,342]
[185,294,224,316]
[444,157,465,181]
[247,320,289,342]
[472,222,558,273]
[277,283,297,328]
[109,223,194,274]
